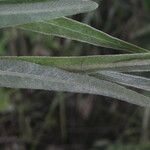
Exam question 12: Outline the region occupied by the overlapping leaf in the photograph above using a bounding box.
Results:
[0,0,150,107]
[1,53,150,72]
[0,59,150,107]
[92,71,150,91]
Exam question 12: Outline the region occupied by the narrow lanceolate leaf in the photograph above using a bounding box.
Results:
[0,0,98,28]
[92,71,150,91]
[0,0,50,4]
[0,60,150,107]
[1,53,150,72]
[20,17,149,53]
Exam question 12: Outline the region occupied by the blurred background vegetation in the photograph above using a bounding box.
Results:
[0,0,150,149]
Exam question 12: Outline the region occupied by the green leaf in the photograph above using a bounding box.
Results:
[0,0,98,28]
[92,71,150,91]
[1,53,150,72]
[0,59,150,107]
[20,17,149,53]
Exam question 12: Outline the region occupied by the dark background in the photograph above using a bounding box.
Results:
[0,0,150,149]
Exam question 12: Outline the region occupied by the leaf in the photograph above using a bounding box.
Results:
[20,17,149,53]
[0,59,150,107]
[92,71,150,91]
[1,53,150,72]
[0,0,50,4]
[0,0,98,28]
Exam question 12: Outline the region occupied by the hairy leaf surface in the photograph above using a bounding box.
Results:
[0,60,150,107]
[1,53,150,72]
[92,71,150,91]
[0,0,98,28]
[21,17,149,53]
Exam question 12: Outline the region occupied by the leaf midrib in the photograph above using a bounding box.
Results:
[42,20,134,52]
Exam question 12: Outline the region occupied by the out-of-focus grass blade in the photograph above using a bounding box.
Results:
[0,0,98,28]
[0,59,150,107]
[0,89,13,112]
[20,17,149,53]
[131,24,150,39]
[92,71,150,91]
[1,53,150,72]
